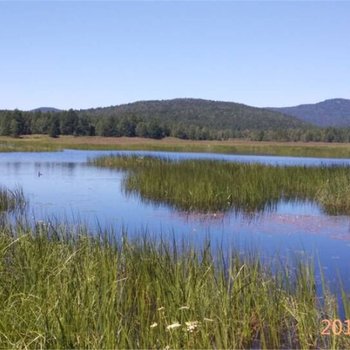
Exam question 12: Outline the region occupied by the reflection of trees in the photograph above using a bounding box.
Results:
[2,162,80,177]
[4,162,21,175]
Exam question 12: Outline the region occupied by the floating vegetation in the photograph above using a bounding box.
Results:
[91,155,350,215]
[0,222,349,348]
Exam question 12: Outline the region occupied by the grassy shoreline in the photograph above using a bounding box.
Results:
[2,135,350,158]
[0,184,349,348]
[0,222,349,349]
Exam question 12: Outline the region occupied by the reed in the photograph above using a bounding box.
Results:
[0,186,26,212]
[317,174,350,215]
[0,221,348,349]
[91,155,350,214]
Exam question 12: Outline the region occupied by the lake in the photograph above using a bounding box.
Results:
[1,149,350,291]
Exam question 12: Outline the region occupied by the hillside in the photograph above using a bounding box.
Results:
[82,98,309,131]
[271,98,350,127]
[6,98,347,142]
[31,107,62,113]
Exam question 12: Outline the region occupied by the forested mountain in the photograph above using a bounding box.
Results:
[31,107,62,113]
[82,98,308,130]
[271,98,350,127]
[1,98,350,142]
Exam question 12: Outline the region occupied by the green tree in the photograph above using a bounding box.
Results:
[0,112,12,136]
[49,116,60,138]
[10,110,26,137]
[118,117,136,137]
[135,122,148,137]
[60,109,78,135]
[147,120,164,139]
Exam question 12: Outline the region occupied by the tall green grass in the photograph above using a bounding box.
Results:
[91,155,350,214]
[0,186,26,212]
[0,222,349,349]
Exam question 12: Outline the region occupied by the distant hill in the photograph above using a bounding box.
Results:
[82,98,309,131]
[4,97,350,142]
[270,98,350,127]
[31,107,62,113]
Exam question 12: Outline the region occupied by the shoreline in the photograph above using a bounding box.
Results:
[1,135,350,158]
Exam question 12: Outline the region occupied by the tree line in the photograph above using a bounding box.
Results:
[1,109,350,142]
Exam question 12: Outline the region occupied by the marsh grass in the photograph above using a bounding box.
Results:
[317,175,350,215]
[0,139,61,152]
[91,155,350,214]
[0,222,349,349]
[0,186,26,213]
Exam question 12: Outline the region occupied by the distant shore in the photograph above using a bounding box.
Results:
[1,135,350,158]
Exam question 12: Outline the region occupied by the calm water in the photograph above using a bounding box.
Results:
[1,149,350,290]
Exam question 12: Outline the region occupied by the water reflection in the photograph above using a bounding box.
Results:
[1,149,350,292]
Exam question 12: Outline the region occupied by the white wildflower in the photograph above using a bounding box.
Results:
[166,322,181,330]
[185,321,200,332]
[178,305,190,310]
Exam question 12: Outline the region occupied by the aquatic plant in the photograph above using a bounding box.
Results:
[0,221,349,349]
[0,186,26,212]
[317,174,350,214]
[91,155,350,215]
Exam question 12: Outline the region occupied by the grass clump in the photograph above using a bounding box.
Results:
[0,186,26,213]
[317,175,350,215]
[91,155,350,214]
[0,222,349,349]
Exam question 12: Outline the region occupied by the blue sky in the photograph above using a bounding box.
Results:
[0,1,349,110]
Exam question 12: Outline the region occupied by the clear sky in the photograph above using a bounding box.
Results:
[0,1,349,110]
